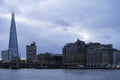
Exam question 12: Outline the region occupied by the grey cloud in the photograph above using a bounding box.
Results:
[100,35,111,40]
[0,18,9,34]
[0,0,120,59]
[54,20,72,27]
[0,0,4,6]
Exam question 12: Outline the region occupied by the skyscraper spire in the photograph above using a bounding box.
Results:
[8,13,19,62]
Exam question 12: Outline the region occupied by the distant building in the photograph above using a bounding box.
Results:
[37,53,62,66]
[26,42,37,63]
[51,54,62,65]
[113,51,120,66]
[62,39,87,67]
[1,50,9,62]
[36,53,62,68]
[8,13,20,62]
[37,53,52,64]
[87,43,115,68]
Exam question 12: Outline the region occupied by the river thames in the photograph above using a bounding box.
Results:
[0,69,120,80]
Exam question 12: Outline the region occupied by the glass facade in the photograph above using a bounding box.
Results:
[8,13,19,62]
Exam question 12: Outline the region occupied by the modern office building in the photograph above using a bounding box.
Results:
[1,50,9,62]
[8,13,20,62]
[62,39,87,67]
[26,42,37,63]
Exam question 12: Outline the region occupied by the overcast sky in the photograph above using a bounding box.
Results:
[0,0,120,59]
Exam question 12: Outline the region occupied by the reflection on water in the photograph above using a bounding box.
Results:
[0,69,120,80]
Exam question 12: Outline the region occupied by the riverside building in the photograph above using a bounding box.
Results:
[8,13,20,62]
[62,39,87,68]
[26,42,37,63]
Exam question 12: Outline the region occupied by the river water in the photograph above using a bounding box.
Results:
[0,69,120,80]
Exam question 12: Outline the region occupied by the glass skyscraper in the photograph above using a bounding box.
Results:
[8,13,19,62]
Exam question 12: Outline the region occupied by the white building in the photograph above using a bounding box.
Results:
[113,51,120,67]
[1,50,9,62]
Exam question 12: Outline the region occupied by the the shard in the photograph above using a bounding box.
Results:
[8,13,19,62]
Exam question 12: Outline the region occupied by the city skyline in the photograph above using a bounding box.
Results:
[0,0,120,59]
